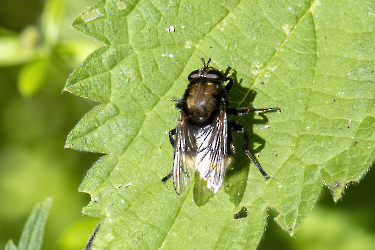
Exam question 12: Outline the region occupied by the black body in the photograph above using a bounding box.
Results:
[163,58,279,194]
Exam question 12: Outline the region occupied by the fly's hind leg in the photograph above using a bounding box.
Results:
[226,106,279,179]
[226,107,280,115]
[163,128,177,182]
[229,122,269,180]
[162,171,173,182]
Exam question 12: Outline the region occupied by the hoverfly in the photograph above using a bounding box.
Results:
[163,58,279,194]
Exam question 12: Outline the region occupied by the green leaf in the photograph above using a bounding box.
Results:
[0,27,39,66]
[18,197,52,250]
[5,197,52,250]
[5,240,18,250]
[17,56,50,97]
[293,206,375,249]
[41,0,65,46]
[65,0,375,249]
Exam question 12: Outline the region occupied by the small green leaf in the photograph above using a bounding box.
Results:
[18,57,49,97]
[18,197,52,250]
[41,0,64,46]
[0,27,38,66]
[5,197,52,250]
[5,240,18,250]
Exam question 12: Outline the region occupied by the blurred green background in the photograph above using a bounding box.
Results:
[0,0,102,249]
[0,0,374,249]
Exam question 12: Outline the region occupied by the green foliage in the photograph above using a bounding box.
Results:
[0,0,64,96]
[65,0,375,249]
[5,197,52,250]
[17,57,50,96]
[0,0,103,249]
[293,206,375,250]
[0,0,101,96]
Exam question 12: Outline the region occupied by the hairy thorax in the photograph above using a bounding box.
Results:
[185,81,220,125]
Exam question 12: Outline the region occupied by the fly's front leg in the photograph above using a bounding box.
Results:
[229,122,269,179]
[225,77,234,93]
[225,73,234,93]
[172,97,184,109]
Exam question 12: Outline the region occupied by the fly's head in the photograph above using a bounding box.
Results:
[187,58,225,84]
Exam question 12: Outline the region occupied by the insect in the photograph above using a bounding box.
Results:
[163,58,279,194]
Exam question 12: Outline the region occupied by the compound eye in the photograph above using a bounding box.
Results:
[206,70,224,81]
[188,70,201,80]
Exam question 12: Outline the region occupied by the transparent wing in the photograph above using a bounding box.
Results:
[173,112,196,194]
[195,104,228,193]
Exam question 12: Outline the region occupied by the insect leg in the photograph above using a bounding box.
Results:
[172,97,183,103]
[225,76,234,92]
[162,170,173,182]
[224,66,231,77]
[252,107,280,112]
[226,108,251,115]
[169,128,176,147]
[163,129,176,182]
[161,128,176,182]
[229,122,269,180]
[172,97,184,110]
[227,107,280,115]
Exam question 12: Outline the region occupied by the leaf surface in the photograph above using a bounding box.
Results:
[65,0,375,249]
